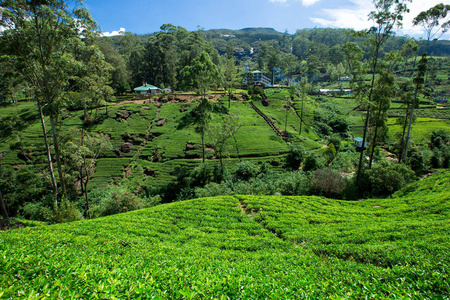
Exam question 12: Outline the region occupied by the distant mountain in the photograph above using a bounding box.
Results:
[109,27,450,57]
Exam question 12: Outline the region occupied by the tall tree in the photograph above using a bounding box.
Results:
[0,153,8,222]
[63,129,112,219]
[0,0,99,212]
[281,96,294,133]
[355,0,411,194]
[180,51,220,98]
[296,77,312,135]
[220,57,240,108]
[206,113,242,167]
[95,38,130,94]
[192,98,213,163]
[368,69,395,167]
[76,44,115,120]
[403,54,427,163]
[400,4,449,163]
[413,3,450,55]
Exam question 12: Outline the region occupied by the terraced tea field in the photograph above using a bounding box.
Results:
[1,171,448,298]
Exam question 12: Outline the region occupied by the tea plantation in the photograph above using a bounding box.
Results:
[1,171,448,299]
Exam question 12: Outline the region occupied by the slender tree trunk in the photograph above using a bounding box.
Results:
[232,135,241,162]
[398,98,411,163]
[299,94,304,134]
[84,181,91,219]
[0,188,8,222]
[356,55,379,193]
[403,86,419,163]
[50,116,67,199]
[38,104,58,211]
[83,171,91,219]
[368,98,385,168]
[201,125,205,163]
[285,111,288,132]
[80,129,91,219]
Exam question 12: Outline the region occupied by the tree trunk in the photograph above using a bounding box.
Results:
[369,97,385,168]
[83,171,91,220]
[0,188,8,222]
[403,86,419,163]
[299,94,304,134]
[285,111,288,132]
[201,125,205,163]
[398,99,411,162]
[356,58,378,194]
[50,116,67,199]
[38,104,58,211]
[232,135,241,162]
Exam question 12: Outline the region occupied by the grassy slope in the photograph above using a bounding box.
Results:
[1,171,449,299]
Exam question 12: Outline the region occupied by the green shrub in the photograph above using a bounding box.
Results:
[195,182,234,198]
[234,161,259,181]
[328,134,343,152]
[55,199,83,223]
[303,154,324,172]
[91,186,144,217]
[429,129,450,168]
[310,168,346,198]
[407,146,432,174]
[332,150,358,172]
[20,202,53,221]
[363,161,416,197]
[285,143,305,170]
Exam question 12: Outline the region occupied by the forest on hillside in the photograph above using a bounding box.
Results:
[0,0,449,224]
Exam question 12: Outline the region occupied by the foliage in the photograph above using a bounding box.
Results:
[310,168,347,198]
[429,129,450,168]
[407,146,433,174]
[91,186,145,218]
[285,142,305,170]
[0,172,449,298]
[233,161,260,181]
[179,51,220,96]
[303,153,325,172]
[361,160,416,197]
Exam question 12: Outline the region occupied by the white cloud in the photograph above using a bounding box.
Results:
[269,0,321,6]
[301,0,321,6]
[102,27,126,37]
[311,0,450,39]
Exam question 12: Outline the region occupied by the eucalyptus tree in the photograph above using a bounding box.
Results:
[206,113,242,167]
[192,98,213,163]
[0,154,8,221]
[401,4,449,163]
[0,0,99,212]
[220,57,240,108]
[281,96,294,133]
[76,43,115,120]
[402,54,427,163]
[355,0,411,194]
[413,3,450,55]
[296,76,312,135]
[63,129,112,219]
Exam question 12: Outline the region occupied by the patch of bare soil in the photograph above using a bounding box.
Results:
[0,219,26,231]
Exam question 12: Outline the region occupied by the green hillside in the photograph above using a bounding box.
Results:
[1,171,448,299]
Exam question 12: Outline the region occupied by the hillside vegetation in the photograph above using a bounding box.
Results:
[1,171,448,299]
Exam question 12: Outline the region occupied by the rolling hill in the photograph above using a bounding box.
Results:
[1,171,448,299]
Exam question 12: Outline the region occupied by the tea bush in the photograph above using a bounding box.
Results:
[0,172,448,298]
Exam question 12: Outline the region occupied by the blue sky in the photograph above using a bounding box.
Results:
[84,0,450,39]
